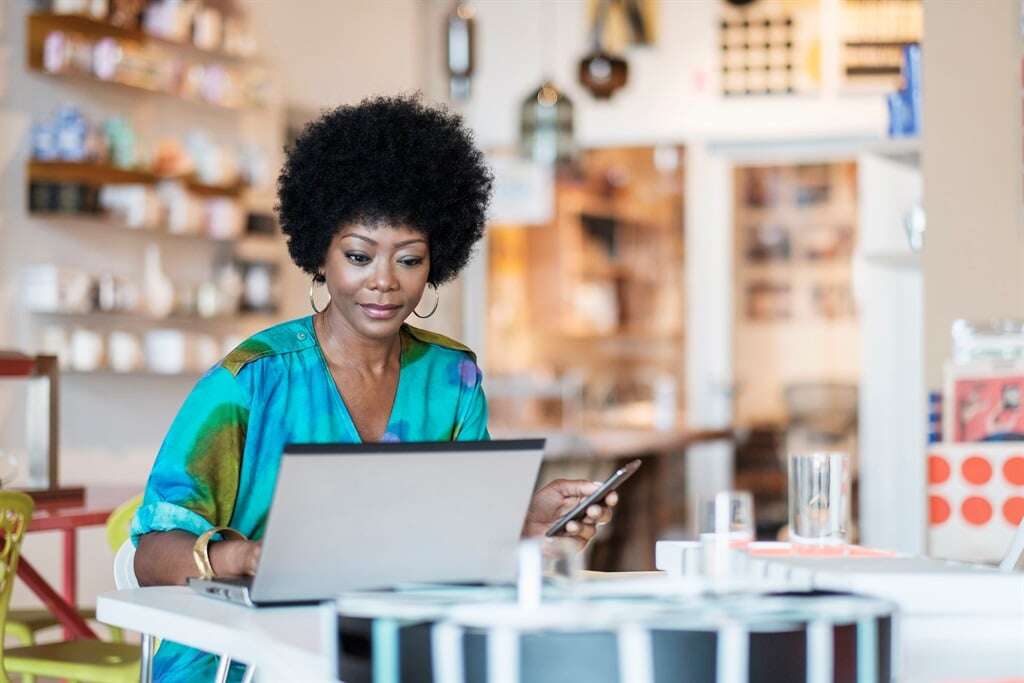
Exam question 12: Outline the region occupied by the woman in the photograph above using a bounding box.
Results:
[131,95,616,681]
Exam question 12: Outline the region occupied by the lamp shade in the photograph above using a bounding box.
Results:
[519,80,575,165]
[578,50,629,99]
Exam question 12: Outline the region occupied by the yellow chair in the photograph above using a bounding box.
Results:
[0,492,140,683]
[4,494,141,646]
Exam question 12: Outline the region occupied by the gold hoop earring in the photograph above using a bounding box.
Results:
[309,274,329,314]
[413,284,439,319]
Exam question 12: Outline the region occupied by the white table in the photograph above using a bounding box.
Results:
[97,587,336,682]
[751,554,1024,682]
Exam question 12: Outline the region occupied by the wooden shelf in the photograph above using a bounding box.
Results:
[63,369,203,378]
[32,310,273,325]
[28,161,246,197]
[28,212,276,245]
[28,12,254,63]
[26,13,264,111]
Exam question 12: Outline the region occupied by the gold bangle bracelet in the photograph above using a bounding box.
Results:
[192,526,247,580]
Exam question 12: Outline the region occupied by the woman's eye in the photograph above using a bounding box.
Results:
[345,252,370,265]
[399,257,424,267]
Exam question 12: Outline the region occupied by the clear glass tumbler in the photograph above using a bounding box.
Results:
[788,451,851,545]
[697,490,755,542]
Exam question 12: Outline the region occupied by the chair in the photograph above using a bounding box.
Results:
[4,494,142,646]
[0,493,140,683]
[112,521,252,683]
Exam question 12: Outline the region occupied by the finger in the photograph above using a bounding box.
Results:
[605,492,619,507]
[566,520,581,535]
[586,504,602,519]
[596,507,614,524]
[574,524,596,542]
[549,479,602,499]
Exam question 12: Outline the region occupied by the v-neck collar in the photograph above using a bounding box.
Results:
[307,315,407,444]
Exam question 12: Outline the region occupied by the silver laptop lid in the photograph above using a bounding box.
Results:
[250,439,545,604]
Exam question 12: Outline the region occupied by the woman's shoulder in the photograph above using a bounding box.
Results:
[220,316,317,377]
[402,324,478,363]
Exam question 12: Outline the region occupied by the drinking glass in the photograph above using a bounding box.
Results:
[0,450,24,488]
[788,451,850,545]
[543,536,583,590]
[696,490,755,542]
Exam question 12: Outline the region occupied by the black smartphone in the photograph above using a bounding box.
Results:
[545,459,642,537]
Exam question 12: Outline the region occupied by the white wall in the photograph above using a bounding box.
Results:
[421,0,888,148]
[247,0,423,113]
[922,0,1024,390]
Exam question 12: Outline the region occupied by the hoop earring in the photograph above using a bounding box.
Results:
[309,274,329,314]
[413,284,439,319]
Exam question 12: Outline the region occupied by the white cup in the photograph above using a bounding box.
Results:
[145,329,186,375]
[108,331,142,373]
[69,328,103,372]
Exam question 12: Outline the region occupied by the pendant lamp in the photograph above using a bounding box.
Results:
[519,3,575,165]
[445,1,475,101]
[519,80,575,165]
[578,0,629,99]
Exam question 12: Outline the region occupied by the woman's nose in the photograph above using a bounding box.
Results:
[368,261,399,291]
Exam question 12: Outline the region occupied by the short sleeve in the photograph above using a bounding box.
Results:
[131,366,251,544]
[454,357,490,441]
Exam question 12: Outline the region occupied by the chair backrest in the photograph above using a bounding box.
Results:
[113,540,139,590]
[0,491,35,678]
[105,494,143,553]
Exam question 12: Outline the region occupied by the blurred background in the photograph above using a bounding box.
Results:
[0,0,1020,627]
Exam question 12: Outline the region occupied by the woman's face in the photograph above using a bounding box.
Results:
[321,223,431,340]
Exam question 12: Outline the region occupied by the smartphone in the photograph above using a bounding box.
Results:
[545,459,642,537]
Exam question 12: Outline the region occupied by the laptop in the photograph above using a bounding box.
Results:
[188,439,545,606]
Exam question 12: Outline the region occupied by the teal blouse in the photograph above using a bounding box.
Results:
[131,315,488,682]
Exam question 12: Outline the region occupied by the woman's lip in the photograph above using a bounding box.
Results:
[359,303,402,320]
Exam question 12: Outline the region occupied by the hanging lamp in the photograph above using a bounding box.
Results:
[445,1,476,101]
[578,0,629,99]
[519,4,575,165]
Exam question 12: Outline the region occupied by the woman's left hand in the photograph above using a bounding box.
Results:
[522,479,618,551]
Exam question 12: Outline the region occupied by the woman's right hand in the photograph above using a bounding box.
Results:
[209,539,262,577]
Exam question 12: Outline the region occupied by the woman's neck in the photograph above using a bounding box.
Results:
[314,310,401,375]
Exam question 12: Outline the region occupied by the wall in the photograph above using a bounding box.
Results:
[922,0,1024,390]
[248,0,423,115]
[0,0,434,616]
[421,0,888,149]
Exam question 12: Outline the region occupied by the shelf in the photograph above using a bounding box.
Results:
[27,13,266,112]
[28,161,247,197]
[29,212,277,246]
[32,310,274,325]
[857,250,921,271]
[63,369,204,378]
[28,12,254,63]
[559,331,684,343]
[863,137,920,168]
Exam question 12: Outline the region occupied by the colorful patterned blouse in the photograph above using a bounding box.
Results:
[131,315,488,682]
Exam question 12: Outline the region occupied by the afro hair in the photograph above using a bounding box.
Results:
[276,95,493,286]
